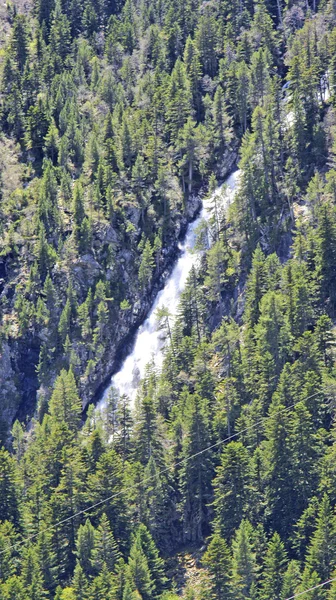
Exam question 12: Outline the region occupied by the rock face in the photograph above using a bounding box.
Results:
[82,153,238,409]
[72,255,102,288]
[0,341,19,429]
[1,151,238,431]
[216,148,239,179]
[80,190,203,408]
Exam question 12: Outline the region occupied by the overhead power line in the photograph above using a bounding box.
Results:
[1,389,322,556]
[285,576,336,599]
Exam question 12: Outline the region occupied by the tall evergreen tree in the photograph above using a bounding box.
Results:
[202,534,232,600]
[213,442,250,540]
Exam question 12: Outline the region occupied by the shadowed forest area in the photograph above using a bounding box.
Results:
[1,0,336,597]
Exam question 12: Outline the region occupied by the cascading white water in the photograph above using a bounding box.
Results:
[98,169,241,409]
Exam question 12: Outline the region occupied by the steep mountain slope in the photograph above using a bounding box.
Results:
[0,0,238,433]
[1,0,336,598]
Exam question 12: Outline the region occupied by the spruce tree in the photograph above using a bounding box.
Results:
[213,442,250,540]
[75,519,95,576]
[91,513,121,573]
[231,520,257,600]
[126,536,155,600]
[202,534,232,600]
[306,495,336,581]
[260,533,287,600]
[136,524,167,595]
[179,394,213,543]
[49,369,82,433]
[0,448,21,527]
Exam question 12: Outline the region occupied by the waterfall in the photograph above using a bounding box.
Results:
[98,169,241,409]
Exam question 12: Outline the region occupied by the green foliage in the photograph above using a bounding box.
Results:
[0,448,21,527]
[213,442,250,539]
[49,369,82,432]
[2,0,336,599]
[203,534,231,600]
[231,520,257,600]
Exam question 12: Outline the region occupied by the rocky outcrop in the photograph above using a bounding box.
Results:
[84,152,238,409]
[0,341,20,428]
[1,151,238,431]
[80,189,203,408]
[215,148,239,180]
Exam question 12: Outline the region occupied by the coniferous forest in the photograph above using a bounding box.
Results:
[2,0,336,596]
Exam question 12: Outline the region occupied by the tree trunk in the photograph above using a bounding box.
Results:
[276,0,283,26]
[188,157,193,194]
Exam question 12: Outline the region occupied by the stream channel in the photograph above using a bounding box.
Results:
[98,169,241,410]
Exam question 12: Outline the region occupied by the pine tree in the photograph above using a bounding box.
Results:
[0,575,26,600]
[0,521,17,583]
[195,9,218,77]
[249,48,271,110]
[0,448,21,527]
[44,121,60,164]
[213,442,250,540]
[235,61,250,134]
[73,181,85,229]
[289,402,317,517]
[202,534,232,600]
[263,397,294,538]
[179,394,213,543]
[213,86,232,153]
[120,118,134,170]
[72,561,89,600]
[91,513,120,573]
[126,535,155,600]
[306,495,336,581]
[134,395,163,466]
[49,369,82,432]
[58,299,72,344]
[281,561,302,600]
[231,520,257,600]
[141,455,175,551]
[205,241,228,304]
[37,162,59,234]
[89,563,117,599]
[328,572,336,600]
[36,527,58,593]
[49,0,71,71]
[114,394,134,462]
[139,240,155,291]
[315,203,336,315]
[260,533,287,600]
[183,37,202,119]
[76,519,95,576]
[10,14,29,73]
[86,449,130,546]
[36,224,56,281]
[244,247,267,327]
[177,117,199,194]
[21,545,48,600]
[166,58,192,140]
[296,567,324,600]
[136,524,167,595]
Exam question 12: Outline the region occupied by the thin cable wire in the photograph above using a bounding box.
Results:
[2,389,322,556]
[285,576,336,599]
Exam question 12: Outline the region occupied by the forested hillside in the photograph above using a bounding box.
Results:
[1,0,336,597]
[0,0,239,429]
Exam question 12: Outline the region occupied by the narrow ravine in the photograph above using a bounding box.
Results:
[98,169,241,409]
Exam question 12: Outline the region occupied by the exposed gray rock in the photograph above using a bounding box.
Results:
[94,222,119,245]
[72,254,102,287]
[80,155,238,409]
[0,341,19,426]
